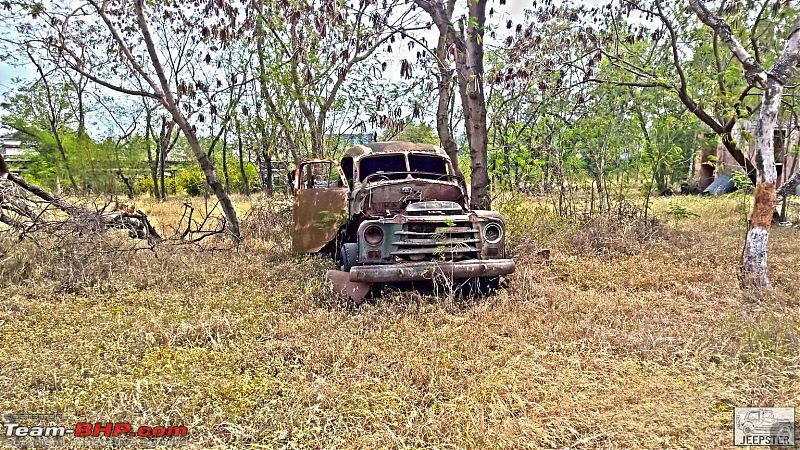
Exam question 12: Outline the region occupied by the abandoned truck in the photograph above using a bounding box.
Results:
[290,141,515,300]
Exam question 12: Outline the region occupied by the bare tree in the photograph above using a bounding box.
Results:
[252,0,426,159]
[38,0,241,236]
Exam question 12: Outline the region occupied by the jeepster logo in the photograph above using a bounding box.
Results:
[734,407,795,447]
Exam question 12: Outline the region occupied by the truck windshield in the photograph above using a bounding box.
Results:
[359,154,407,181]
[409,154,448,178]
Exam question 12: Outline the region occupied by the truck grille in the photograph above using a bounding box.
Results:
[391,220,480,262]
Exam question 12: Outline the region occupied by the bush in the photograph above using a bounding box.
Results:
[569,201,663,256]
[495,193,574,259]
[176,168,207,196]
[135,177,155,196]
[241,196,293,250]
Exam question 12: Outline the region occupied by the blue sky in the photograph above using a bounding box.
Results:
[0,60,33,93]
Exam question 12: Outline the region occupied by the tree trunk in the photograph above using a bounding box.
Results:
[266,155,274,196]
[434,31,462,178]
[28,52,79,191]
[117,169,135,200]
[159,134,167,200]
[132,0,239,237]
[237,121,250,196]
[145,109,160,199]
[222,124,230,193]
[689,1,800,288]
[310,127,325,159]
[176,115,239,235]
[416,0,491,210]
[0,152,7,179]
[742,79,781,287]
[259,132,274,195]
[463,0,490,210]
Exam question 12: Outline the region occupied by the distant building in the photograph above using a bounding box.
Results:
[694,119,797,192]
[341,132,377,146]
[0,134,34,173]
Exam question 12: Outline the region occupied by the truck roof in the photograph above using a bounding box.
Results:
[345,141,447,160]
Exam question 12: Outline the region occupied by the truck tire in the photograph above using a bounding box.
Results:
[480,277,501,293]
[339,243,358,272]
[461,277,501,296]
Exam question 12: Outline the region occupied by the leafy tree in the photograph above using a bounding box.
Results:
[689,0,800,287]
[381,122,439,145]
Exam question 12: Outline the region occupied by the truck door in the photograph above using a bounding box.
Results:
[291,159,349,253]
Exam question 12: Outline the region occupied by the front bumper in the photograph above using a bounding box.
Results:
[349,259,516,283]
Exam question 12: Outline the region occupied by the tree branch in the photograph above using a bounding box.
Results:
[688,0,767,85]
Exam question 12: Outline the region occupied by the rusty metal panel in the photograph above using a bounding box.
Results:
[345,141,449,161]
[291,159,350,254]
[327,270,371,304]
[291,187,348,254]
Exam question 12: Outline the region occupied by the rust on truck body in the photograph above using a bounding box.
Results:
[291,159,349,253]
[290,141,515,300]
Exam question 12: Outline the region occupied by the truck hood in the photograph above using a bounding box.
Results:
[354,178,467,217]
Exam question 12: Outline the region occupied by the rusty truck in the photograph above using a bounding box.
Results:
[290,141,515,302]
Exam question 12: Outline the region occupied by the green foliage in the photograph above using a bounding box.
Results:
[664,202,699,226]
[135,177,155,196]
[176,168,207,196]
[382,122,439,145]
[731,171,754,192]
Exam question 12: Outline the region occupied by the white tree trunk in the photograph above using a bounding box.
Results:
[742,77,783,287]
[742,80,781,287]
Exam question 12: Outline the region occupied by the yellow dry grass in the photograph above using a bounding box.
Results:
[0,194,798,449]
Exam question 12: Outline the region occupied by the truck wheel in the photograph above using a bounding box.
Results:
[461,277,501,296]
[339,243,358,272]
[480,277,501,293]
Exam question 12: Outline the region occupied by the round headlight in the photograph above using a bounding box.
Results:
[364,225,384,245]
[484,223,503,244]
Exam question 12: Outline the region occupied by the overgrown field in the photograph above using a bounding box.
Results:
[1,194,799,449]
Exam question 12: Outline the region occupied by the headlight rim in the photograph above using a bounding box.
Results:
[364,224,385,245]
[483,222,503,244]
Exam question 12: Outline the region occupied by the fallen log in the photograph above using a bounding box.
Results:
[0,153,161,245]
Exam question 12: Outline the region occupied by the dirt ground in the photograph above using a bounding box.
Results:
[1,194,798,449]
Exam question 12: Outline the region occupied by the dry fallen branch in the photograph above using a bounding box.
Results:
[173,200,238,246]
[0,170,162,245]
[1,153,241,258]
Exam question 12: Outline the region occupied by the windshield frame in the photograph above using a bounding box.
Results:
[356,152,452,184]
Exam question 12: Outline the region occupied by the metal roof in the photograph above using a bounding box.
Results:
[345,141,447,159]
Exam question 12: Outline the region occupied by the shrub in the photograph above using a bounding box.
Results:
[569,201,664,256]
[135,177,155,196]
[176,168,207,196]
[241,196,293,250]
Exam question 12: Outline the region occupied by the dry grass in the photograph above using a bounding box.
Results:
[1,193,799,449]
